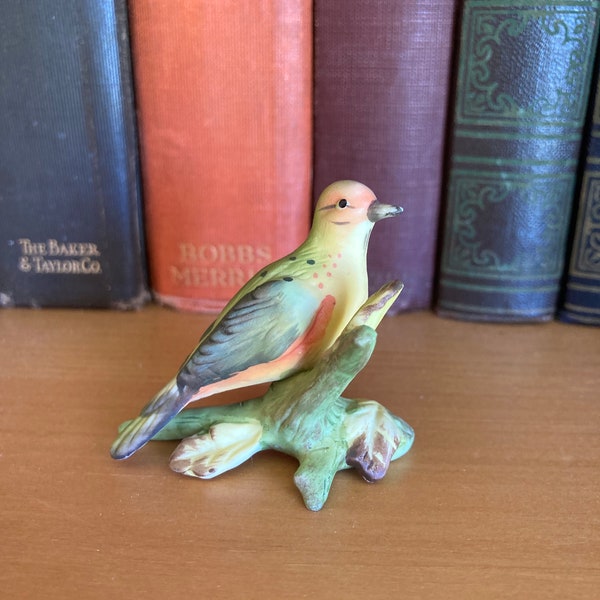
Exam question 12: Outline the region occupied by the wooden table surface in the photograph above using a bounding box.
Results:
[1,305,598,599]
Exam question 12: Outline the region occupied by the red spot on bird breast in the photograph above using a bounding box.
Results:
[302,294,336,348]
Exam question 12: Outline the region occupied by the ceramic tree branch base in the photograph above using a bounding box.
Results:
[118,281,414,511]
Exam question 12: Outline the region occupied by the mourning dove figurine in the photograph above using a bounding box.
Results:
[111,180,402,460]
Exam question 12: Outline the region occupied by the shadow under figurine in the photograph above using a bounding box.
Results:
[111,180,414,511]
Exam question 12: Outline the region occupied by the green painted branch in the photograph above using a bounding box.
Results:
[128,281,414,511]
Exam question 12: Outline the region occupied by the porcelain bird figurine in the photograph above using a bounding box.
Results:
[111,180,402,460]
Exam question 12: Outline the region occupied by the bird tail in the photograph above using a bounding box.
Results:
[110,379,187,460]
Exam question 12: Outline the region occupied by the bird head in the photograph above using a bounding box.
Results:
[313,180,402,235]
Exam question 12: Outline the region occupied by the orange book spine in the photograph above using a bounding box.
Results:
[128,0,312,311]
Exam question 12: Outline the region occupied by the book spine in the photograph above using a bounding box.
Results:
[129,0,312,312]
[313,0,459,313]
[437,0,600,322]
[559,73,600,325]
[0,0,148,309]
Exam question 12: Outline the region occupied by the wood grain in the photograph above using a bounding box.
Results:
[0,306,598,599]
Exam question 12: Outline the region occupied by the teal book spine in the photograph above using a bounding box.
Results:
[437,0,600,322]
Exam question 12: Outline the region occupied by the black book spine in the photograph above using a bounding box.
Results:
[559,72,600,325]
[0,0,148,308]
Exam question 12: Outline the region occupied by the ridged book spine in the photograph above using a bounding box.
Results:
[437,0,600,321]
[0,0,148,308]
[559,74,600,325]
[313,1,459,313]
[129,0,312,312]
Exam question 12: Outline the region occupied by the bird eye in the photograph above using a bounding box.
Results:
[337,199,348,209]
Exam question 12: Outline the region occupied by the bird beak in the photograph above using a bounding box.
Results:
[367,200,403,223]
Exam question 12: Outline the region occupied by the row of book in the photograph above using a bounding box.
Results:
[1,0,599,326]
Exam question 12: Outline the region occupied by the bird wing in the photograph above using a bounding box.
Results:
[176,278,322,393]
[111,278,325,460]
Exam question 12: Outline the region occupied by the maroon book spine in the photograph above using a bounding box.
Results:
[313,1,459,312]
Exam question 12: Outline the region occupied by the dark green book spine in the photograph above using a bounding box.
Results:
[0,0,148,308]
[437,0,600,321]
[559,74,600,325]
